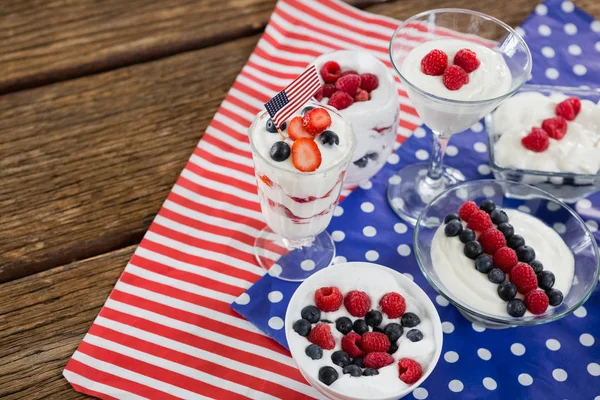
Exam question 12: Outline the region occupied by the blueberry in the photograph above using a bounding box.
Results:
[331,350,351,368]
[351,357,365,368]
[537,270,555,290]
[401,312,421,328]
[363,368,379,376]
[475,254,493,273]
[530,259,544,274]
[293,319,311,336]
[383,323,403,343]
[318,366,339,386]
[343,364,362,377]
[444,213,460,223]
[320,130,340,146]
[516,246,535,263]
[491,209,509,224]
[335,317,353,334]
[367,152,379,160]
[353,156,369,168]
[301,306,321,323]
[444,220,463,237]
[406,329,424,342]
[497,222,514,238]
[388,343,399,355]
[507,234,525,249]
[507,298,527,317]
[269,141,291,162]
[497,281,517,301]
[372,326,384,333]
[353,319,369,335]
[365,310,383,327]
[546,289,564,306]
[459,228,476,244]
[305,344,323,360]
[488,268,506,284]
[301,106,315,115]
[464,241,483,260]
[480,199,496,214]
[266,118,286,133]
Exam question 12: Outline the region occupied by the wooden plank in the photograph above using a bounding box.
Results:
[0,246,134,400]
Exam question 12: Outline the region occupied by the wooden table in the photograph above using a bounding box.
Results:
[1,0,598,398]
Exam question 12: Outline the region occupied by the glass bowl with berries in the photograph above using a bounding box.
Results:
[285,261,443,400]
[487,84,600,202]
[414,179,599,328]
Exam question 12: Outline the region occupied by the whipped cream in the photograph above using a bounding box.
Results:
[493,92,600,175]
[431,209,574,317]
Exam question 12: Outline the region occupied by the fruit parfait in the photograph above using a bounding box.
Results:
[312,51,400,187]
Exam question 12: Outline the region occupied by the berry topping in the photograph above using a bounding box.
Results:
[269,141,291,162]
[314,286,343,312]
[344,290,371,317]
[383,323,404,343]
[363,352,394,369]
[420,49,448,76]
[467,210,494,232]
[320,61,341,83]
[475,254,494,273]
[555,98,580,121]
[442,65,469,90]
[568,97,582,114]
[336,317,353,335]
[320,130,339,146]
[305,344,323,360]
[359,73,379,92]
[521,127,550,152]
[546,288,564,306]
[363,368,379,376]
[497,281,518,301]
[303,108,331,135]
[266,118,286,133]
[530,259,544,274]
[524,289,549,315]
[537,270,555,290]
[354,88,369,102]
[398,358,423,384]
[506,234,525,250]
[308,323,335,350]
[510,262,538,294]
[292,138,322,172]
[458,201,480,222]
[507,298,527,317]
[335,73,361,96]
[365,310,383,327]
[453,48,481,73]
[488,268,506,284]
[331,350,352,368]
[464,241,484,260]
[288,116,313,140]
[493,247,518,273]
[301,306,321,323]
[444,220,463,237]
[542,116,568,140]
[379,292,407,318]
[342,332,364,358]
[353,319,369,335]
[400,312,421,328]
[491,209,509,225]
[444,213,460,223]
[328,91,354,110]
[361,332,391,353]
[516,245,536,263]
[318,366,339,386]
[314,87,324,102]
[459,228,476,243]
[322,84,337,98]
[406,329,424,342]
[388,343,399,355]
[479,228,507,254]
[293,319,311,337]
[352,356,365,368]
[480,199,497,214]
[497,222,514,238]
[343,364,362,377]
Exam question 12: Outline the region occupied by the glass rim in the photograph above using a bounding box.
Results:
[389,8,533,106]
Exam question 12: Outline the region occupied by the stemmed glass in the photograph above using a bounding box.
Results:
[387,9,532,225]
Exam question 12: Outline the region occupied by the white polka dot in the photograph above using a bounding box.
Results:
[388,153,400,165]
[518,373,533,386]
[483,186,496,197]
[577,199,592,209]
[568,44,582,55]
[444,351,459,363]
[564,23,578,35]
[397,244,411,256]
[365,250,379,261]
[394,222,408,234]
[471,122,484,132]
[515,26,526,37]
[553,223,566,234]
[553,368,568,382]
[536,4,548,15]
[268,316,284,330]
[389,175,401,185]
[404,273,414,281]
[333,255,347,264]
[235,293,250,305]
[446,145,458,157]
[547,202,561,211]
[478,348,492,361]
[518,205,531,213]
[561,0,574,12]
[586,220,598,232]
[269,263,282,277]
[580,333,595,346]
[416,149,429,160]
[268,291,283,303]
[538,24,552,36]
[573,64,587,76]
[442,321,455,334]
[413,387,428,399]
[456,187,469,200]
[391,198,405,210]
[541,46,555,58]
[436,295,449,307]
[574,306,587,318]
[588,362,600,376]
[333,205,344,217]
[363,226,377,237]
[546,68,559,80]
[448,379,464,392]
[593,20,600,32]
[546,338,561,351]
[359,180,373,190]
[360,202,374,213]
[472,322,486,332]
[301,260,316,271]
[414,127,426,138]
[483,377,497,390]
[473,142,487,153]
[511,343,526,356]
[331,231,345,242]
[596,41,600,52]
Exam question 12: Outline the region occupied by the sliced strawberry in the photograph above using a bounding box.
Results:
[288,116,313,140]
[292,138,322,172]
[302,108,331,135]
[258,174,273,188]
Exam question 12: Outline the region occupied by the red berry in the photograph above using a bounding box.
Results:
[307,323,336,350]
[322,84,337,98]
[510,262,538,294]
[467,210,494,232]
[320,61,341,83]
[344,290,371,317]
[328,91,354,110]
[363,352,394,369]
[354,88,369,102]
[359,73,379,92]
[314,87,324,102]
[341,332,364,358]
[288,116,313,140]
[335,74,361,96]
[493,247,518,273]
[478,228,507,254]
[398,358,423,384]
[521,127,550,152]
[567,97,581,115]
[453,48,481,73]
[420,49,448,76]
[541,116,568,140]
[524,289,549,315]
[442,65,469,91]
[379,292,406,318]
[302,108,331,135]
[458,201,479,222]
[555,99,576,121]
[291,138,322,172]
[314,286,343,312]
[361,332,391,353]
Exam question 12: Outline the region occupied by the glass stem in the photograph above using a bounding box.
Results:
[427,130,449,183]
[281,236,315,249]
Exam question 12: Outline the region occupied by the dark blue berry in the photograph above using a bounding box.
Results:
[546,289,564,306]
[335,317,353,334]
[365,310,383,327]
[388,343,399,354]
[269,141,290,162]
[444,213,460,223]
[363,368,379,376]
[351,357,364,368]
[530,259,544,274]
[353,156,368,168]
[331,350,351,368]
[383,323,403,343]
[480,199,496,214]
[507,298,526,317]
[367,152,379,160]
[516,245,535,263]
[507,234,525,249]
[301,306,320,323]
[401,312,421,328]
[475,254,493,273]
[353,319,369,335]
[459,228,476,243]
[488,268,506,284]
[491,209,509,225]
[343,364,362,377]
[305,344,323,360]
[372,326,384,333]
[318,366,339,386]
[293,319,311,336]
[537,270,555,290]
[301,106,315,115]
[464,241,483,259]
[444,220,463,237]
[498,222,514,238]
[266,118,286,133]
[320,130,340,146]
[406,329,424,342]
[497,281,517,301]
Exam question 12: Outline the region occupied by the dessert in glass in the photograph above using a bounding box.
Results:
[249,101,356,281]
[312,50,400,187]
[387,9,532,224]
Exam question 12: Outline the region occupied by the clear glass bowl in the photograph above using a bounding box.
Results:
[486,84,600,202]
[414,179,599,328]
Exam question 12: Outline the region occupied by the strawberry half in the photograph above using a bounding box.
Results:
[292,138,322,172]
[288,116,313,140]
[302,108,331,135]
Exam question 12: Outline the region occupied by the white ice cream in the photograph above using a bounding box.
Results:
[431,209,574,317]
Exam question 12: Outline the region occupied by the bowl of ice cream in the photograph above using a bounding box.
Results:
[414,179,599,328]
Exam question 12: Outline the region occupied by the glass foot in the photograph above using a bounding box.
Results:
[387,162,465,225]
[254,227,335,282]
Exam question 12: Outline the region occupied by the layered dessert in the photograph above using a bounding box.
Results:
[312,51,400,186]
[431,199,572,318]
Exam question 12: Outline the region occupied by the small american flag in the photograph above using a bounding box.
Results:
[264,64,322,128]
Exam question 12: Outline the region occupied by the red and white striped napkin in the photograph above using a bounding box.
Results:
[63,1,422,398]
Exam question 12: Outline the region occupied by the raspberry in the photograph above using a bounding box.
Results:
[314,87,323,102]
[510,262,538,294]
[398,358,423,384]
[555,98,577,121]
[420,49,448,76]
[328,91,354,110]
[467,210,493,232]
[379,292,406,318]
[320,61,341,83]
[344,290,371,317]
[524,289,549,315]
[341,332,364,358]
[314,287,343,312]
[453,48,480,73]
[307,323,336,350]
[442,65,469,90]
[541,116,568,140]
[363,352,394,369]
[361,332,391,353]
[359,73,379,92]
[335,74,361,96]
[322,84,337,98]
[521,127,550,152]
[493,247,518,273]
[458,201,479,222]
[354,88,369,102]
[567,97,581,115]
[478,228,507,254]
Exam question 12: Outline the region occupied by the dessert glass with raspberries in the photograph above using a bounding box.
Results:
[249,101,357,281]
[312,51,400,187]
[414,179,599,328]
[387,9,532,225]
[285,262,442,400]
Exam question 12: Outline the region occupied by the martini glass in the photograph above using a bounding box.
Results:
[387,9,532,225]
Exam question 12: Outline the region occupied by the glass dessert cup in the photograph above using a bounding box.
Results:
[414,179,599,329]
[249,104,356,282]
[387,9,532,225]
